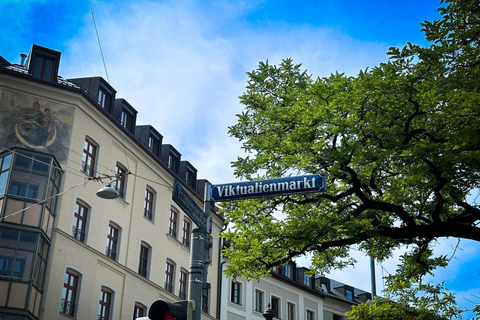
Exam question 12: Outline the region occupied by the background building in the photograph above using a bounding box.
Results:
[0,44,223,320]
[222,260,371,320]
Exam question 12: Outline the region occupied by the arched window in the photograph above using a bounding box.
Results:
[98,286,114,320]
[138,242,151,278]
[60,268,81,317]
[82,137,98,177]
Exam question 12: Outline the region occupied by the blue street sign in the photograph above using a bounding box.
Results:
[211,174,325,202]
[172,181,205,227]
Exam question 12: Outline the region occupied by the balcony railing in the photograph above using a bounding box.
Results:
[143,208,153,220]
[138,266,147,278]
[182,237,190,247]
[72,226,86,242]
[179,289,187,300]
[60,298,75,317]
[81,161,94,176]
[105,247,117,260]
[164,282,173,293]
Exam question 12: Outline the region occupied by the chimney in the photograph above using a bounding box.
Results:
[20,53,27,66]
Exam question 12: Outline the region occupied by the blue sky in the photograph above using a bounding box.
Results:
[1,0,479,318]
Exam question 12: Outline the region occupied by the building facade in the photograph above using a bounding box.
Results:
[0,45,224,320]
[221,260,371,320]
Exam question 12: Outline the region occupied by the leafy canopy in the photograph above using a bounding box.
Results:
[222,0,480,289]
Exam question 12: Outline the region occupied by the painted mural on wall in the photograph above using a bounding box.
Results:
[0,89,74,163]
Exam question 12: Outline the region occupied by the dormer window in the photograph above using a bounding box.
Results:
[97,86,112,111]
[148,134,160,155]
[120,107,134,130]
[27,45,61,82]
[186,166,196,189]
[168,151,179,174]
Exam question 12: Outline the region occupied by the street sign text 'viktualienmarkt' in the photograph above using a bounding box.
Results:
[211,174,325,202]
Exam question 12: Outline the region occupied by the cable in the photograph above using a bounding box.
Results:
[88,0,109,82]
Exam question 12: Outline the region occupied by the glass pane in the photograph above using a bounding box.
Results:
[0,280,8,306]
[42,58,54,80]
[1,154,12,171]
[19,231,37,251]
[10,170,30,197]
[13,250,34,280]
[7,281,28,308]
[0,228,18,246]
[4,198,24,224]
[28,173,47,199]
[0,248,15,277]
[0,171,9,196]
[22,203,42,227]
[14,154,31,169]
[32,156,50,174]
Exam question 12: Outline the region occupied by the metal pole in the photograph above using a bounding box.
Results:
[189,227,205,320]
[370,256,377,297]
[189,182,212,320]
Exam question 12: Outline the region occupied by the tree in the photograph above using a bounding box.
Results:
[222,0,480,316]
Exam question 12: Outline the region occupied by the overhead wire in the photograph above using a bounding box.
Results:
[88,0,109,82]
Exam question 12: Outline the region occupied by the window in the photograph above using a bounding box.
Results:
[106,223,119,260]
[182,219,191,247]
[148,134,160,155]
[60,270,79,317]
[231,281,242,304]
[206,235,213,262]
[271,296,280,318]
[179,269,188,300]
[114,163,127,198]
[9,153,50,200]
[72,201,88,242]
[98,287,113,320]
[333,315,343,320]
[346,288,353,300]
[321,282,328,292]
[165,260,175,293]
[138,243,150,278]
[168,151,179,173]
[0,153,12,196]
[306,310,315,320]
[120,106,134,131]
[186,166,196,188]
[32,55,56,81]
[202,286,210,314]
[82,138,97,176]
[287,302,295,320]
[168,208,178,238]
[98,87,112,111]
[304,273,310,286]
[285,264,292,279]
[144,187,154,221]
[254,289,263,312]
[133,303,146,320]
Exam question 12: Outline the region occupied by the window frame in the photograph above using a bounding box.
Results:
[144,187,155,221]
[306,309,315,320]
[287,302,295,320]
[114,163,127,198]
[168,208,178,238]
[72,200,89,242]
[98,287,113,320]
[165,260,175,293]
[231,281,242,305]
[182,219,191,247]
[271,296,280,319]
[106,223,119,261]
[138,243,150,278]
[81,137,97,177]
[60,270,79,317]
[179,269,188,300]
[133,303,146,320]
[254,289,264,312]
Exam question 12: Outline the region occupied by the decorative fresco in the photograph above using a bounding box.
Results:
[0,89,74,163]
